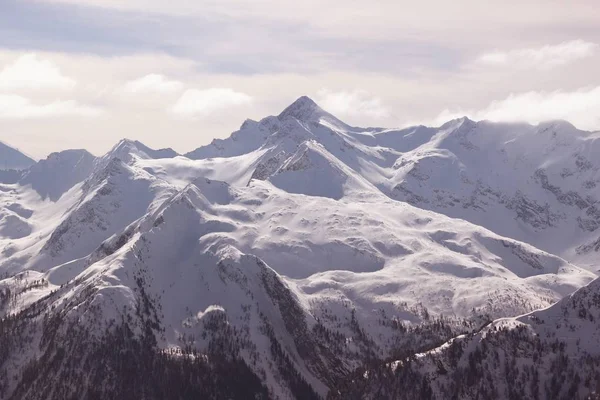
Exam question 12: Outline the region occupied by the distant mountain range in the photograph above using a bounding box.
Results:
[0,96,599,399]
[0,141,35,171]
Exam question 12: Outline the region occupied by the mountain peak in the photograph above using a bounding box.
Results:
[439,116,474,129]
[0,140,36,171]
[278,95,324,121]
[536,119,577,132]
[107,138,178,162]
[19,149,96,201]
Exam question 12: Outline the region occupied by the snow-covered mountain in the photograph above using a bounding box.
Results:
[335,275,600,399]
[185,97,600,275]
[20,149,96,201]
[0,141,35,171]
[0,96,599,399]
[382,119,600,273]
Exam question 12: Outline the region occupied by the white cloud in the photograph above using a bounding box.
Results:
[476,40,598,70]
[0,54,76,91]
[0,94,102,119]
[316,89,390,119]
[170,88,252,118]
[2,44,600,158]
[432,86,600,130]
[123,74,183,94]
[33,1,600,47]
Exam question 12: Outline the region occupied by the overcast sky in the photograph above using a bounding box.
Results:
[1,0,600,158]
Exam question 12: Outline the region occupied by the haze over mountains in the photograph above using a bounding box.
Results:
[0,96,600,399]
[0,142,35,172]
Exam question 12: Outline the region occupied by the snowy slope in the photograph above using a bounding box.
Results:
[0,140,35,171]
[184,99,600,274]
[267,140,379,200]
[1,170,593,398]
[0,97,599,398]
[338,275,600,399]
[0,140,179,277]
[19,149,96,201]
[381,118,600,273]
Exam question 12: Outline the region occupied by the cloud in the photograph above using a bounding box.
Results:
[316,89,390,120]
[170,88,252,118]
[476,40,598,70]
[432,86,600,130]
[31,1,600,44]
[11,0,600,78]
[0,94,102,119]
[0,53,76,90]
[123,74,183,94]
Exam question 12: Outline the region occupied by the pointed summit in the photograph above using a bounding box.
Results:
[278,95,324,121]
[439,116,474,129]
[20,149,96,201]
[0,141,35,170]
[105,138,178,163]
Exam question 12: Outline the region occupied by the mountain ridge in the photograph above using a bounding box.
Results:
[0,140,35,171]
[1,96,600,399]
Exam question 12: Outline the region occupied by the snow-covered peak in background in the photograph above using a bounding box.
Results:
[2,96,600,398]
[104,138,179,163]
[277,95,341,125]
[131,139,179,159]
[20,149,96,201]
[187,96,600,272]
[437,115,474,129]
[185,96,349,161]
[0,140,35,170]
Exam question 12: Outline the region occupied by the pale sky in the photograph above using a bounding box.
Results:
[2,0,600,158]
